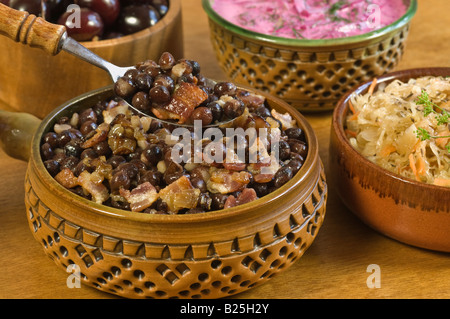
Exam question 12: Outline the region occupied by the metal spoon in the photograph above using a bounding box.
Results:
[0,4,233,128]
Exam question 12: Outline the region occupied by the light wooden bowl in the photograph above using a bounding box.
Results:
[330,68,450,252]
[0,0,183,119]
[1,85,327,299]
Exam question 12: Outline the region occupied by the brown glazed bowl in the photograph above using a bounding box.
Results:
[202,0,417,113]
[0,0,183,120]
[1,85,327,299]
[329,67,450,253]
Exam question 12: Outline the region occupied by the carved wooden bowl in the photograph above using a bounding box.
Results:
[202,0,417,112]
[21,85,327,299]
[0,0,183,120]
[329,68,450,253]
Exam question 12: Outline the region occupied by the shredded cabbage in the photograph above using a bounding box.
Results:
[345,76,450,187]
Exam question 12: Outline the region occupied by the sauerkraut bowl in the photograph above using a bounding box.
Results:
[1,84,327,299]
[330,67,450,252]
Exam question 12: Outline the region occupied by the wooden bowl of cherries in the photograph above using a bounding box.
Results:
[0,0,184,119]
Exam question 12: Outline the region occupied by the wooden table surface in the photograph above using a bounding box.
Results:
[1,0,449,299]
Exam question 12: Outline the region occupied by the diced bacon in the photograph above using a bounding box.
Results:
[223,147,246,171]
[159,175,201,213]
[247,136,271,165]
[235,89,265,109]
[77,170,109,204]
[207,168,251,194]
[81,122,109,149]
[102,100,131,124]
[89,156,113,180]
[151,107,179,121]
[224,188,258,209]
[252,154,281,183]
[55,168,78,189]
[271,109,296,130]
[119,182,159,212]
[157,82,208,124]
[223,195,236,209]
[223,162,247,171]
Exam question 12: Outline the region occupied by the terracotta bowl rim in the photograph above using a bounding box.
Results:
[79,0,181,49]
[332,66,450,194]
[202,0,417,48]
[31,84,320,223]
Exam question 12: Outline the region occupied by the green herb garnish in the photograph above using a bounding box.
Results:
[414,90,450,153]
[328,0,348,16]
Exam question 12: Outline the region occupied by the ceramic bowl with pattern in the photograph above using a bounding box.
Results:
[0,84,327,299]
[202,0,417,112]
[329,67,450,252]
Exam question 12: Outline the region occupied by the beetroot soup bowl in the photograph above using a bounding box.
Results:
[203,0,417,112]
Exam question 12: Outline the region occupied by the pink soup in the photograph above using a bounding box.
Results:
[211,0,408,40]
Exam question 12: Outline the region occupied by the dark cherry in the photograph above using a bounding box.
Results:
[116,4,160,35]
[75,0,120,26]
[42,0,71,22]
[58,7,104,41]
[9,0,42,15]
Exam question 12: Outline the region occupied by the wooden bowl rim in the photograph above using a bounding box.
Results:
[332,67,450,194]
[80,0,181,49]
[30,85,321,223]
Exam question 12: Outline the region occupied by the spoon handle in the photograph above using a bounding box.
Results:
[0,3,66,55]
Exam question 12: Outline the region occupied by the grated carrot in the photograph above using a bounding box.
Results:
[368,78,378,95]
[435,131,450,149]
[379,144,396,157]
[409,153,421,181]
[416,152,427,176]
[345,129,358,138]
[411,140,422,153]
[348,100,356,114]
[348,111,360,121]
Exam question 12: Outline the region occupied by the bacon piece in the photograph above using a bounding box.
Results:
[151,107,179,121]
[102,100,132,124]
[271,109,296,130]
[223,147,246,171]
[155,82,208,124]
[88,156,113,181]
[54,168,78,189]
[119,182,159,212]
[108,122,137,155]
[251,154,281,183]
[207,168,251,194]
[224,188,258,209]
[77,170,109,204]
[235,89,265,110]
[159,175,201,213]
[81,122,109,149]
